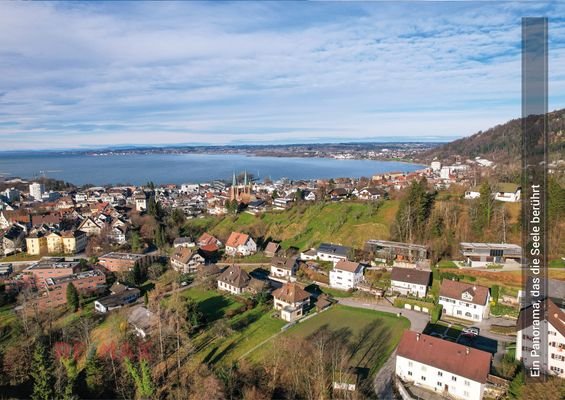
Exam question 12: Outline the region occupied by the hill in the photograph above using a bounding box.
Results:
[414,108,565,171]
[184,201,399,251]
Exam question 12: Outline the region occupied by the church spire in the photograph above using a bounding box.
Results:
[232,171,236,186]
[244,170,248,186]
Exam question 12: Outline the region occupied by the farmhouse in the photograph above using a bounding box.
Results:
[396,331,492,400]
[390,267,432,298]
[217,264,251,295]
[329,260,364,290]
[225,232,257,257]
[516,298,565,378]
[272,282,311,322]
[439,280,490,322]
[460,242,521,268]
[494,183,521,203]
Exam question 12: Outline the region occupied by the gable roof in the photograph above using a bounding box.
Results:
[226,232,251,248]
[272,282,310,304]
[391,267,431,286]
[218,265,251,289]
[397,331,492,384]
[198,232,219,246]
[265,241,280,254]
[271,256,297,271]
[518,298,565,338]
[439,279,490,306]
[172,247,193,264]
[334,260,363,274]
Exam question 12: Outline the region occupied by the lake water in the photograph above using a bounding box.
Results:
[0,153,424,185]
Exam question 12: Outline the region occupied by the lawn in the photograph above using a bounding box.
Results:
[304,283,353,298]
[0,304,19,350]
[181,287,244,322]
[549,259,565,268]
[249,305,409,375]
[0,253,41,262]
[194,306,285,365]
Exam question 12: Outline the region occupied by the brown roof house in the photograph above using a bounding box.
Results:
[264,241,280,257]
[269,256,298,282]
[225,232,257,257]
[396,331,492,400]
[217,265,251,295]
[390,267,432,298]
[439,280,491,322]
[272,282,311,322]
[170,247,205,274]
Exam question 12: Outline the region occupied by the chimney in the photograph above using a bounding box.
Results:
[416,333,420,341]
[465,347,470,355]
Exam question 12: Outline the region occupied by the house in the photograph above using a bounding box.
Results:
[94,287,141,313]
[197,232,222,248]
[272,282,311,322]
[173,237,195,248]
[516,298,565,378]
[329,188,348,200]
[396,331,492,400]
[316,243,350,263]
[464,187,481,200]
[78,217,103,236]
[304,191,316,201]
[329,260,364,290]
[358,187,383,201]
[127,305,158,338]
[494,183,521,203]
[270,256,298,281]
[264,241,280,257]
[26,231,48,255]
[217,265,251,295]
[108,225,127,244]
[390,267,432,298]
[439,280,490,322]
[46,232,63,254]
[1,225,25,256]
[273,198,293,210]
[365,240,428,263]
[225,232,257,257]
[134,191,148,211]
[170,247,205,274]
[460,242,521,268]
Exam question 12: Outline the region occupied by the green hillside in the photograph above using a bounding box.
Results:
[184,200,398,251]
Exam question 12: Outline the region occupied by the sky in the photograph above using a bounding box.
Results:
[0,1,564,151]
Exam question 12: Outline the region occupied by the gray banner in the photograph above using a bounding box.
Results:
[521,17,548,381]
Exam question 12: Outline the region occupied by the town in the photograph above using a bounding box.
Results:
[0,155,563,400]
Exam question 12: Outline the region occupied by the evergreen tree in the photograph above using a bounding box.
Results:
[393,178,435,242]
[66,282,79,312]
[30,342,54,400]
[154,224,167,249]
[131,263,145,285]
[124,358,154,399]
[130,231,142,252]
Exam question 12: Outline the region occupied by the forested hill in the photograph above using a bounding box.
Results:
[414,108,565,166]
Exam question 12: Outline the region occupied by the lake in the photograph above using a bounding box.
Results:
[0,153,425,185]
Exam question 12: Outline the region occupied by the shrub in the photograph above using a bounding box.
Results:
[431,304,443,323]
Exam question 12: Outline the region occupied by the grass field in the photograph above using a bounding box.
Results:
[181,287,244,321]
[0,305,19,351]
[185,200,399,251]
[250,305,409,375]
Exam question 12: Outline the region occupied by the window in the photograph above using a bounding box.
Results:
[438,371,443,376]
[407,371,412,376]
[464,380,470,386]
[452,376,457,382]
[408,361,413,367]
[421,376,426,381]
[437,381,442,387]
[464,391,470,397]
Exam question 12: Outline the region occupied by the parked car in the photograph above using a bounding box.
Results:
[462,327,480,336]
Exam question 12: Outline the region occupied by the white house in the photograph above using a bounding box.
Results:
[494,183,521,203]
[134,191,148,211]
[272,282,311,322]
[316,243,350,264]
[304,191,316,201]
[94,288,141,313]
[329,260,364,290]
[217,265,251,295]
[358,187,382,201]
[516,299,565,378]
[464,187,481,200]
[225,232,257,257]
[439,280,490,322]
[390,267,432,298]
[396,331,492,400]
[270,256,298,281]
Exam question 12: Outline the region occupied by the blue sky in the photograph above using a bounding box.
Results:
[0,1,564,150]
